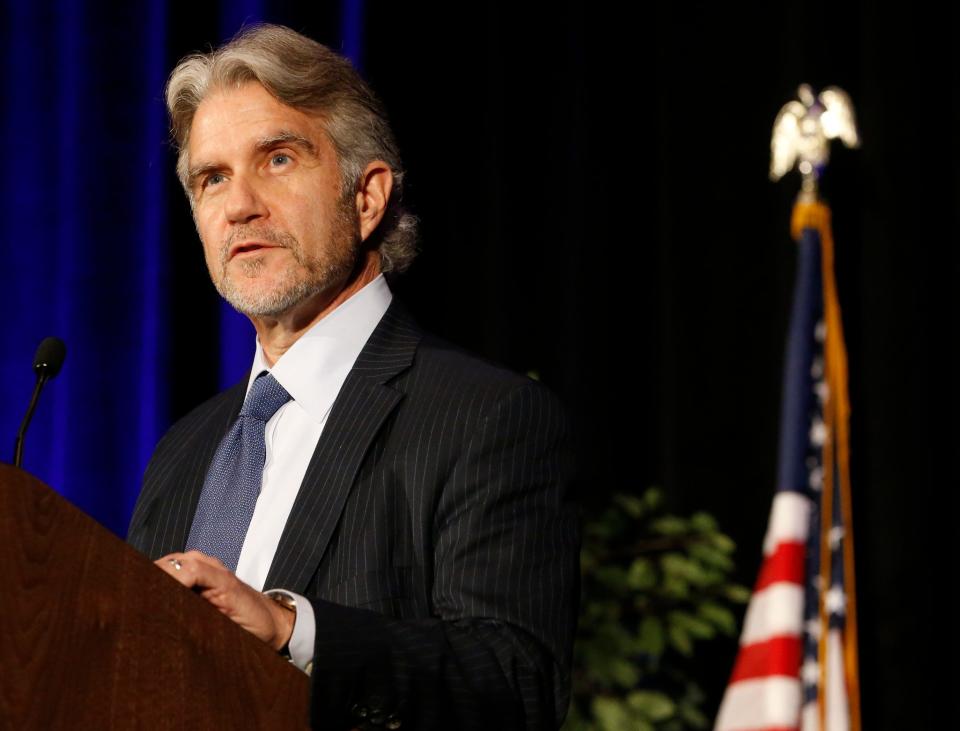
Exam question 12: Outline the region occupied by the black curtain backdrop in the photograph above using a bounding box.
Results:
[3,1,954,727]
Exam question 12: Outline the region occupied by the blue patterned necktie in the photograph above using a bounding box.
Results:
[185,372,291,572]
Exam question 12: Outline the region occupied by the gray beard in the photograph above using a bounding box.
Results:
[211,211,358,318]
[215,244,355,318]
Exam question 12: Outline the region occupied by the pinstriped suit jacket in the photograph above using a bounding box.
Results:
[127,301,579,730]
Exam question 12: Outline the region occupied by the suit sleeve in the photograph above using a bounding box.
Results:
[308,381,580,731]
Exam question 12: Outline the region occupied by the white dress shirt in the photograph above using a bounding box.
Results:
[233,274,393,670]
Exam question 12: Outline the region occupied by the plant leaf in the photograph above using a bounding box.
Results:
[668,623,693,656]
[662,575,690,599]
[651,516,688,536]
[698,601,737,635]
[627,558,657,590]
[592,696,632,731]
[725,584,752,603]
[609,658,640,688]
[669,610,716,639]
[644,487,663,510]
[679,702,710,728]
[690,512,718,533]
[661,553,711,586]
[627,690,676,721]
[689,542,734,571]
[614,493,646,518]
[709,532,736,553]
[637,615,666,658]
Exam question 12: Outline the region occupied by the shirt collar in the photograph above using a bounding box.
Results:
[246,274,393,424]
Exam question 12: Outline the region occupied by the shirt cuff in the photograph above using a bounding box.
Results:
[264,589,315,675]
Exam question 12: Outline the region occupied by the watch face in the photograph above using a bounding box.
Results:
[269,592,297,612]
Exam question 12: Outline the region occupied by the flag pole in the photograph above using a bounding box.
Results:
[777,82,862,731]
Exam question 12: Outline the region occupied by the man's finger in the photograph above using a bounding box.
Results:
[182,550,228,570]
[155,554,197,587]
[154,552,228,590]
[154,553,286,647]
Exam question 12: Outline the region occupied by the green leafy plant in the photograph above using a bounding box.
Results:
[564,489,750,731]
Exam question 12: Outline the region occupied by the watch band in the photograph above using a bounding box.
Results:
[264,590,297,658]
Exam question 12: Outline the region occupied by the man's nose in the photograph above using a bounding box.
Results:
[224,175,267,224]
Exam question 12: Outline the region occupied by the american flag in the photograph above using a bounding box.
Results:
[714,201,861,731]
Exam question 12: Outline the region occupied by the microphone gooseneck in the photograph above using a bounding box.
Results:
[13,337,67,468]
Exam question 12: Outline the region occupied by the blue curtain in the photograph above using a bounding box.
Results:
[0,0,363,537]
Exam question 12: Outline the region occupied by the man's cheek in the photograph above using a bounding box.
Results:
[198,233,225,274]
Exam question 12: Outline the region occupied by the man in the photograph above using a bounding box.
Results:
[127,23,578,731]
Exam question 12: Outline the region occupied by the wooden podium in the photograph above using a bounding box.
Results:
[0,464,310,729]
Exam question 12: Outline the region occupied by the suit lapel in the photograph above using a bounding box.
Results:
[129,381,246,557]
[263,302,420,592]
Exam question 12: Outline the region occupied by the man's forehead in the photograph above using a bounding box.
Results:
[188,82,327,160]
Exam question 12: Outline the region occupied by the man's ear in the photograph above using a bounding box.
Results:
[355,161,393,242]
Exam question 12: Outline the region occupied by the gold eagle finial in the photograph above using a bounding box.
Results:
[770,84,860,200]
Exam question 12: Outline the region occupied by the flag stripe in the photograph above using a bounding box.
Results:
[714,676,802,730]
[801,703,820,731]
[824,629,850,731]
[755,541,806,591]
[730,636,803,683]
[740,583,804,645]
[762,492,811,555]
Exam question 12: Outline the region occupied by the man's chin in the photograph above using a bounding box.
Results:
[213,252,356,320]
[218,278,319,319]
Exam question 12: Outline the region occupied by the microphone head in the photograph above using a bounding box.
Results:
[33,337,67,379]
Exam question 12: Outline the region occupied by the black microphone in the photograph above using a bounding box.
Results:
[13,337,67,468]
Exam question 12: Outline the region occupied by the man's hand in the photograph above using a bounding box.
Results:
[155,550,295,651]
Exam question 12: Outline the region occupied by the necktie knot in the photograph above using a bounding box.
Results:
[241,372,291,422]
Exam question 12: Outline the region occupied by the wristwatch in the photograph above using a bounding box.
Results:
[265,590,297,658]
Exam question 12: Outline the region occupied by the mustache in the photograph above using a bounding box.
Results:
[219,225,300,265]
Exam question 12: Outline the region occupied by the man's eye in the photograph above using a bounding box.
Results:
[205,173,225,188]
[270,153,292,167]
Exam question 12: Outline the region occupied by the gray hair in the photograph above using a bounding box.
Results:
[166,23,417,274]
